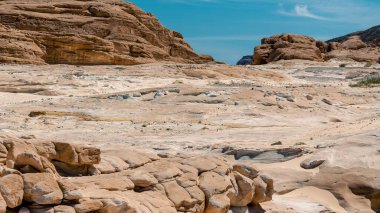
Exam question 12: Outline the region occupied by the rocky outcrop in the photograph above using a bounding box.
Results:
[236,55,253,65]
[0,135,273,212]
[0,0,213,65]
[253,33,380,65]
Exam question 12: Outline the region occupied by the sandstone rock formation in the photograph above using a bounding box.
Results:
[253,32,380,65]
[0,0,214,65]
[0,134,273,212]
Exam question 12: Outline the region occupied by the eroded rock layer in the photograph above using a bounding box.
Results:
[253,33,380,65]
[0,0,213,65]
[0,134,273,213]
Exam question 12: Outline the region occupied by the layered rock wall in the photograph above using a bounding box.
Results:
[0,0,213,65]
[253,34,380,65]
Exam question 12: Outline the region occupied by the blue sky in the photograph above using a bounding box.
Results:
[127,0,380,64]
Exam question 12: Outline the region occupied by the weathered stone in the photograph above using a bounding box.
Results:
[229,172,255,207]
[74,200,103,213]
[198,172,231,199]
[163,180,195,209]
[0,174,23,208]
[107,150,152,168]
[232,164,259,180]
[57,179,82,200]
[183,157,218,174]
[252,176,274,204]
[126,171,158,188]
[53,142,100,166]
[22,173,63,205]
[205,194,230,213]
[0,194,6,213]
[68,173,134,191]
[54,205,76,213]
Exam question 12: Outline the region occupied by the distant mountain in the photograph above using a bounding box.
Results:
[328,25,380,45]
[236,55,253,65]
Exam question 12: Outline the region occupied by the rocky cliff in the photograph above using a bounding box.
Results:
[253,27,380,65]
[0,0,213,65]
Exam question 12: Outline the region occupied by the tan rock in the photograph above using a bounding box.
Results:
[57,179,82,200]
[54,205,76,213]
[205,194,230,213]
[182,157,218,173]
[74,200,103,213]
[0,194,6,213]
[68,173,134,191]
[102,155,129,172]
[107,149,152,168]
[252,176,273,204]
[162,180,195,209]
[253,34,324,65]
[0,0,213,65]
[125,171,158,188]
[232,164,259,180]
[198,172,232,199]
[0,174,23,208]
[93,159,116,174]
[229,172,255,207]
[53,142,100,166]
[22,173,63,205]
[341,36,367,50]
[3,139,45,172]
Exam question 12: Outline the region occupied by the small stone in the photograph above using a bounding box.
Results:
[305,94,313,100]
[300,158,325,169]
[271,141,282,146]
[322,98,332,105]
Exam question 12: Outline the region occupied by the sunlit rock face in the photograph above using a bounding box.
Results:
[0,0,213,65]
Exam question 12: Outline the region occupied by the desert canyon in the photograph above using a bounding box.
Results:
[0,0,379,213]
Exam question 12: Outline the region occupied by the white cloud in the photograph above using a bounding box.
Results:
[278,4,329,20]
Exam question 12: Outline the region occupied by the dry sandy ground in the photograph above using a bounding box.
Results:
[0,60,379,212]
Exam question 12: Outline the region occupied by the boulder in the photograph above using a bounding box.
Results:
[53,142,100,166]
[232,164,259,180]
[198,172,232,198]
[252,176,274,204]
[229,172,255,207]
[74,200,103,213]
[341,36,367,50]
[162,181,195,210]
[205,194,230,213]
[54,205,76,213]
[22,173,63,205]
[3,139,45,172]
[0,174,24,208]
[0,195,5,213]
